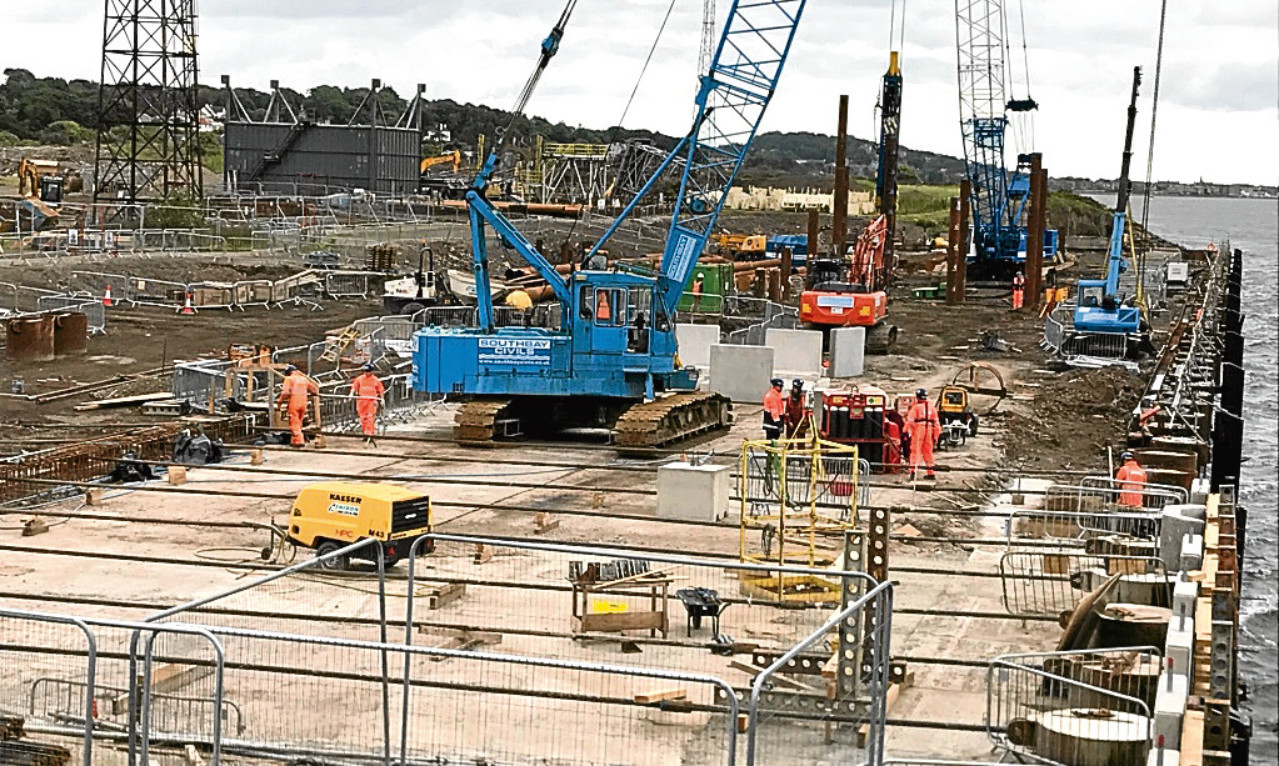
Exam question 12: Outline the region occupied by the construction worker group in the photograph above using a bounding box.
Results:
[764,380,939,481]
[277,363,386,447]
[762,378,811,441]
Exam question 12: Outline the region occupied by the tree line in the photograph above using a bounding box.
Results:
[0,67,969,185]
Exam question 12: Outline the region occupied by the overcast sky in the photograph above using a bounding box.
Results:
[9,0,1279,185]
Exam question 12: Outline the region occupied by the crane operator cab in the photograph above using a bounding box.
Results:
[574,273,670,360]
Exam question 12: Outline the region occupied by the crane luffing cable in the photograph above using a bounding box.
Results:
[499,0,579,148]
[616,0,682,130]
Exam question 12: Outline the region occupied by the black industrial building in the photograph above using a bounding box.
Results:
[224,122,419,196]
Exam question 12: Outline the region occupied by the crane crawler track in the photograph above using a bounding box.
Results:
[612,392,732,451]
[453,399,515,445]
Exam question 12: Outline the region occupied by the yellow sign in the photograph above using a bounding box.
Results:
[591,599,628,614]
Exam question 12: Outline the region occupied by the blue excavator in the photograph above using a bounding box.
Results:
[1071,66,1146,352]
[412,0,808,447]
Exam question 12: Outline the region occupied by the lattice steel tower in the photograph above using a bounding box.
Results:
[94,0,203,203]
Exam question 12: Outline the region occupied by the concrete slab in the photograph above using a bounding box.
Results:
[764,328,822,375]
[675,323,720,369]
[828,327,866,378]
[708,343,773,402]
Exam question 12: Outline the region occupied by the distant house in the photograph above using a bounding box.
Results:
[199,105,225,133]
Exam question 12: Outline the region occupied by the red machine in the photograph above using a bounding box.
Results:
[818,386,903,472]
[799,215,898,353]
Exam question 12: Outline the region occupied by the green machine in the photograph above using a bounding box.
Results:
[676,262,734,314]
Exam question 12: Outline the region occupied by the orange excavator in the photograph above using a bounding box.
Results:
[420,149,461,176]
[798,214,897,353]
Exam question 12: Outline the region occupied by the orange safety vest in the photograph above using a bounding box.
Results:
[281,371,316,408]
[905,400,939,438]
[596,293,611,321]
[1115,461,1147,506]
[763,387,785,422]
[350,372,385,401]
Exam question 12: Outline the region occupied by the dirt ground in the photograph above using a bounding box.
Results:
[0,251,381,432]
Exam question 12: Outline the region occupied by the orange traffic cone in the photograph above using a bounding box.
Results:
[102,284,113,307]
[179,293,196,315]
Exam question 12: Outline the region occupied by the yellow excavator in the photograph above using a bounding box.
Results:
[2,158,60,233]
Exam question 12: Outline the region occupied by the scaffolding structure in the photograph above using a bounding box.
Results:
[94,0,203,203]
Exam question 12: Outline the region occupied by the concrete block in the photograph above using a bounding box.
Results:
[1165,614,1194,675]
[675,323,721,369]
[828,327,866,378]
[709,344,773,403]
[1190,477,1211,504]
[1172,578,1198,622]
[764,328,823,375]
[657,462,732,523]
[1147,749,1180,766]
[1154,669,1189,750]
[1179,533,1204,571]
[1159,505,1205,569]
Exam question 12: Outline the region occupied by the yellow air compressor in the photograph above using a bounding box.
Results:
[286,482,433,570]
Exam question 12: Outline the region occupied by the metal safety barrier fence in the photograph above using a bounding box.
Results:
[1006,508,1162,550]
[1040,481,1184,515]
[998,551,1170,617]
[0,608,227,765]
[986,650,1156,764]
[33,296,107,334]
[746,579,894,765]
[1078,475,1188,506]
[1,529,896,765]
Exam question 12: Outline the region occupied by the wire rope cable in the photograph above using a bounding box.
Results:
[615,0,682,131]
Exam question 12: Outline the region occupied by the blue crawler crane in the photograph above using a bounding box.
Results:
[953,0,1058,280]
[1072,67,1147,353]
[412,0,809,448]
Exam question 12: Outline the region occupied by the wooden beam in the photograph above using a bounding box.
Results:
[634,688,687,704]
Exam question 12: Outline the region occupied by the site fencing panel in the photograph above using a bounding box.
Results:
[33,297,107,334]
[746,580,894,766]
[402,533,884,764]
[986,649,1156,765]
[0,608,227,766]
[1,530,895,765]
[1076,475,1188,507]
[998,551,1170,617]
[323,270,375,298]
[1006,508,1162,550]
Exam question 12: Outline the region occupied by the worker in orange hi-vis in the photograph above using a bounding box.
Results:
[1012,270,1026,310]
[349,363,386,445]
[1114,450,1148,508]
[762,377,786,441]
[595,291,611,322]
[277,364,318,447]
[905,387,940,480]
